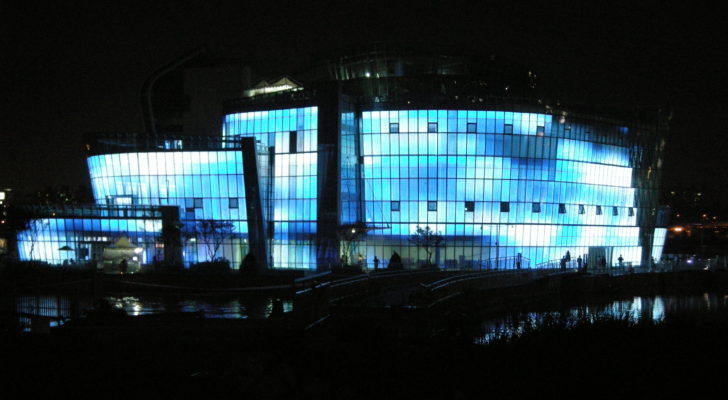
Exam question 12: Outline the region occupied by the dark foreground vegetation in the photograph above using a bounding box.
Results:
[3,303,728,398]
[3,260,728,397]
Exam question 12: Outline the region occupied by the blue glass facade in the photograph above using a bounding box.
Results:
[223,107,319,269]
[87,151,248,265]
[15,205,173,266]
[15,52,667,271]
[358,109,641,268]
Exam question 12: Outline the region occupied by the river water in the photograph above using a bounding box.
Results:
[475,292,728,344]
[13,294,294,331]
[12,292,728,336]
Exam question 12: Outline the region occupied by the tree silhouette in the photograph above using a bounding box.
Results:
[336,221,369,265]
[6,206,47,259]
[409,225,445,265]
[185,220,235,261]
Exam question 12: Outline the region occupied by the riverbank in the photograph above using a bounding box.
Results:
[3,270,728,396]
[3,297,727,398]
[428,269,728,317]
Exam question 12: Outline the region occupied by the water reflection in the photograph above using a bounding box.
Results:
[475,293,728,344]
[14,295,95,331]
[14,294,294,331]
[105,296,294,319]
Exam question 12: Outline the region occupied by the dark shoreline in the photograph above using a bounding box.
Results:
[3,269,728,397]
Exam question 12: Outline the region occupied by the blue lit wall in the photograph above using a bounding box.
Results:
[87,151,247,266]
[223,107,318,269]
[17,217,162,265]
[340,111,360,225]
[20,104,660,270]
[359,109,642,268]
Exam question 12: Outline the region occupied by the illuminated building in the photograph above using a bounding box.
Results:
[16,49,669,270]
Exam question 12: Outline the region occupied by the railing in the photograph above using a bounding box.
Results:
[472,256,532,271]
[534,258,580,270]
[424,267,571,293]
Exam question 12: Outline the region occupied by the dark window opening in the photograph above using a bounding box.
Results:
[289,130,297,153]
[389,123,399,133]
[466,123,477,133]
[504,124,513,134]
[193,198,203,209]
[391,201,400,211]
[596,205,603,215]
[229,198,239,209]
[578,204,585,214]
[427,122,438,133]
[532,202,541,213]
[537,126,545,136]
[612,207,619,216]
[559,203,567,214]
[427,201,437,211]
[500,202,510,212]
[628,207,635,217]
[465,201,475,212]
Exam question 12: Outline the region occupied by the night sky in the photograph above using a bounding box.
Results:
[2,2,726,204]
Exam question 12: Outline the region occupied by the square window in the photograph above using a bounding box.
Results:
[500,202,510,213]
[465,201,475,212]
[193,198,203,209]
[612,207,619,216]
[391,201,400,212]
[596,205,603,215]
[427,201,437,211]
[466,123,477,133]
[628,207,635,217]
[559,203,567,214]
[427,122,438,133]
[537,126,545,136]
[532,202,541,213]
[389,123,399,133]
[229,198,239,209]
[504,124,513,134]
[578,204,585,214]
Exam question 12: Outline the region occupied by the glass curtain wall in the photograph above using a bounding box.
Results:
[223,107,319,269]
[17,214,162,266]
[87,151,247,266]
[360,109,642,269]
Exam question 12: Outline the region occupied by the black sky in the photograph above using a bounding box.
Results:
[1,1,726,201]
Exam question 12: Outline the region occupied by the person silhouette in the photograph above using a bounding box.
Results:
[119,258,128,274]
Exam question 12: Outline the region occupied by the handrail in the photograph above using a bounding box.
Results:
[425,267,575,292]
[294,271,332,283]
